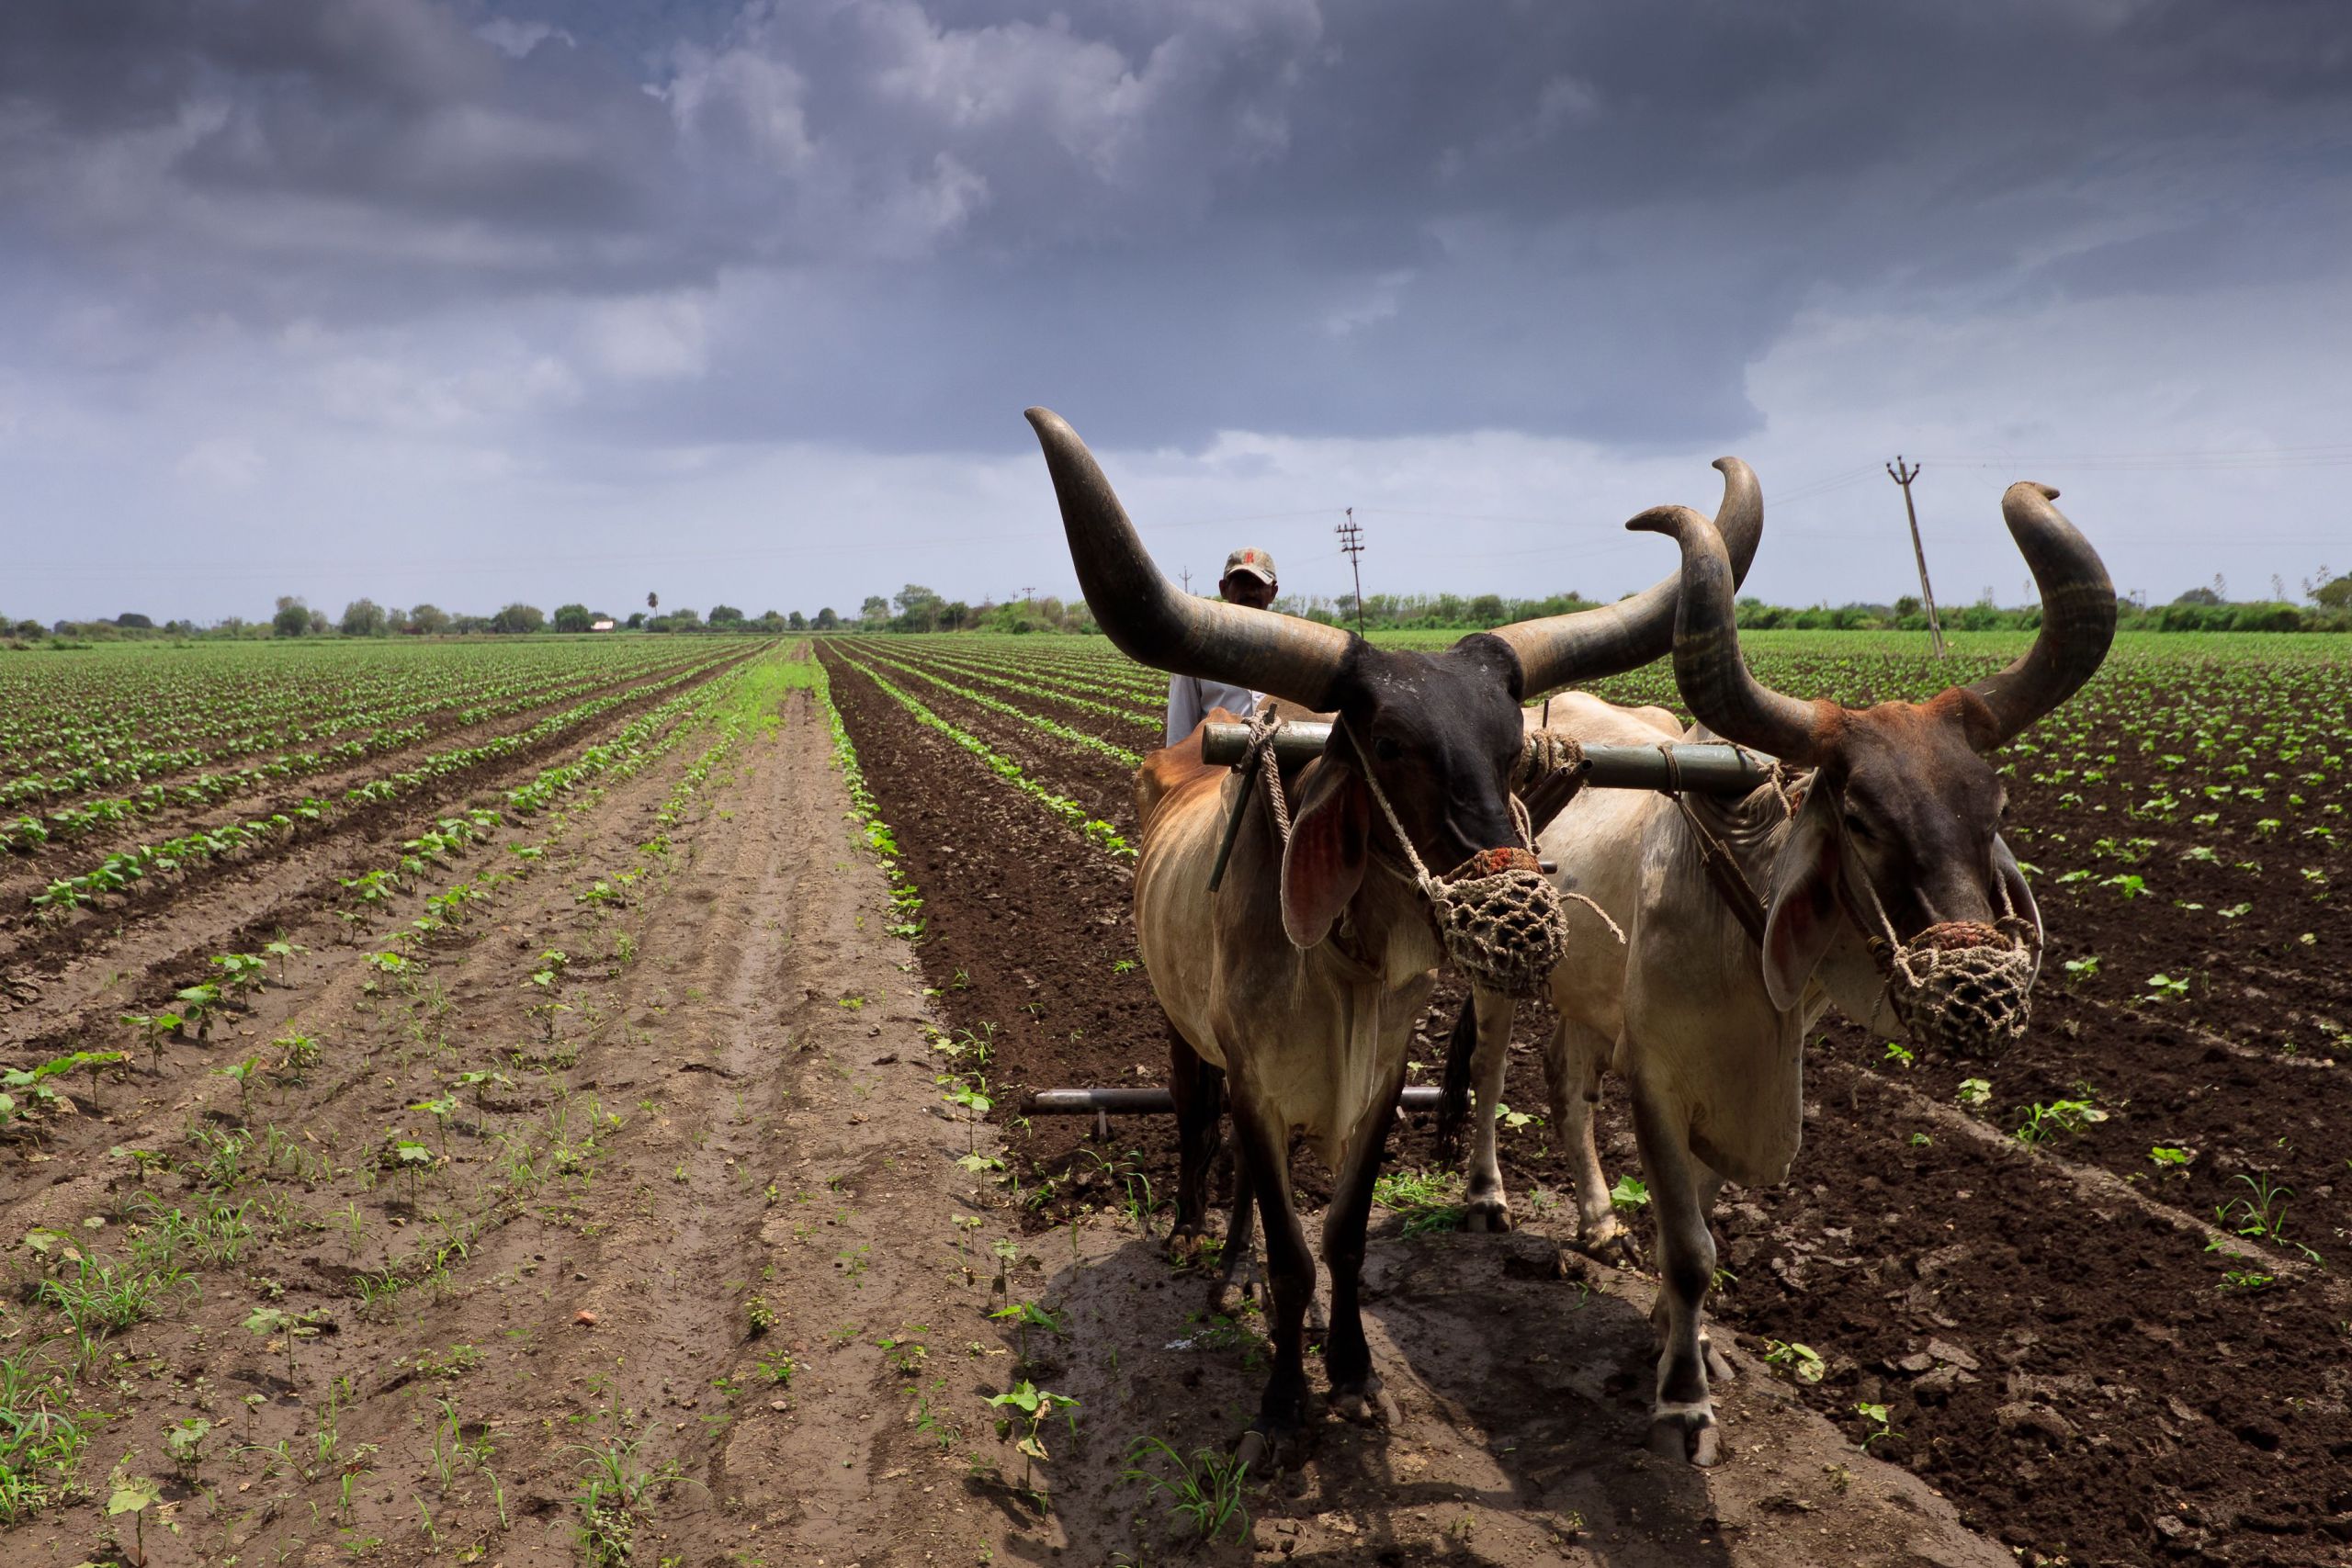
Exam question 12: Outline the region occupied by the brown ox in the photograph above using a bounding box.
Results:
[1440,482,2115,1464]
[1024,407,1761,1464]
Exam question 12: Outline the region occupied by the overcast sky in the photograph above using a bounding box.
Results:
[5,0,2348,625]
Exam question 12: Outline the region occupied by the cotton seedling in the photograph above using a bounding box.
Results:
[986,1380,1080,1502]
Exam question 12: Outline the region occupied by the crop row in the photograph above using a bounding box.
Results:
[831,654,1135,860]
[23,651,747,918]
[0,638,730,789]
[840,642,1146,770]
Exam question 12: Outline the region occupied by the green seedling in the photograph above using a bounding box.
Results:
[1763,1338,1826,1383]
[986,1380,1080,1501]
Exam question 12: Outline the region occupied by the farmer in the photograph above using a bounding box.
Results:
[1164,547,1278,747]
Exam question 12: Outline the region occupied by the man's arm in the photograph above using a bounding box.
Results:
[1166,674,1202,748]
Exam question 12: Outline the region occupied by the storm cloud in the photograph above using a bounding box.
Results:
[4,0,2347,620]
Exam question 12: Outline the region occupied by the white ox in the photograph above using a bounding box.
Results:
[1446,484,2115,1464]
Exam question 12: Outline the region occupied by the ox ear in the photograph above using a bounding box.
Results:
[1281,759,1371,949]
[1994,835,2043,986]
[1760,794,1841,1010]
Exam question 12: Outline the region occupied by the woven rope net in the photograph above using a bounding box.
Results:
[1871,918,2040,1057]
[1430,847,1567,998]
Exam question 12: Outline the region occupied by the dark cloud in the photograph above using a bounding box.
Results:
[0,0,2346,462]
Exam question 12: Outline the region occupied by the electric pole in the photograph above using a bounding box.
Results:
[1336,508,1367,637]
[1886,456,1946,659]
[1180,568,1192,596]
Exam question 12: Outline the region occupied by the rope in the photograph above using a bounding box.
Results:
[1239,708,1294,850]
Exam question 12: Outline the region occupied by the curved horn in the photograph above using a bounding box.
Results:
[1487,457,1764,694]
[1961,482,2116,750]
[1025,407,1353,709]
[1629,502,1833,764]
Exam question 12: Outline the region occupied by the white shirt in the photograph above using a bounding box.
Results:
[1166,675,1261,748]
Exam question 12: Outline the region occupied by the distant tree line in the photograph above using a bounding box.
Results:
[10,568,2351,649]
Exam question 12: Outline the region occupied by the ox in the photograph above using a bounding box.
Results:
[1023,408,1760,1464]
[1441,480,2115,1463]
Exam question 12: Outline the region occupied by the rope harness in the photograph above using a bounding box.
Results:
[1228,711,1593,998]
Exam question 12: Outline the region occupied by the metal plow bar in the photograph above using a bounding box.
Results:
[1025,1085,1445,1138]
[1200,719,1773,794]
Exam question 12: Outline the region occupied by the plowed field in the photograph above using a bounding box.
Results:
[3,632,2345,1568]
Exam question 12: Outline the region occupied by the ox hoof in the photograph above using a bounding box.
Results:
[1329,1380,1399,1427]
[1234,1423,1302,1475]
[1577,1229,1642,1271]
[1462,1199,1513,1234]
[1702,1336,1736,1386]
[1645,1409,1724,1467]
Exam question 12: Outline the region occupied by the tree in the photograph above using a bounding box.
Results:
[273,597,311,637]
[2172,586,2223,606]
[787,610,808,631]
[1467,593,1505,627]
[942,601,969,631]
[114,613,153,629]
[339,598,388,637]
[408,603,450,636]
[552,604,594,633]
[893,584,944,633]
[626,611,646,629]
[386,606,413,635]
[307,609,330,635]
[2314,574,2352,610]
[814,607,839,630]
[491,603,546,635]
[859,595,890,627]
[708,604,745,626]
[647,592,659,612]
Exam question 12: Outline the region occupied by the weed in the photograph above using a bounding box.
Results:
[1122,1435,1250,1544]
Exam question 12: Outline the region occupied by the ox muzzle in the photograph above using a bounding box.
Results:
[1869,917,2041,1058]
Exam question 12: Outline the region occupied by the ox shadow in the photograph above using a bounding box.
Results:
[1010,1210,1999,1566]
[1012,1215,1740,1567]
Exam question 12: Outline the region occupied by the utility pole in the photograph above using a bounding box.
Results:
[1180,568,1192,596]
[1336,508,1367,637]
[1885,456,1946,659]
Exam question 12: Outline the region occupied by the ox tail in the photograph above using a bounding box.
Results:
[1433,995,1481,1160]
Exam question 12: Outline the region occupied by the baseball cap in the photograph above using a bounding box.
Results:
[1222,547,1277,585]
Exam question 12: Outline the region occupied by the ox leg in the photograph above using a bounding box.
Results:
[1645,1170,1734,1383]
[1463,988,1517,1233]
[1549,1019,1636,1267]
[1168,1025,1226,1254]
[1630,1077,1724,1466]
[1229,1099,1315,1472]
[1323,1049,1413,1427]
[1210,1137,1261,1314]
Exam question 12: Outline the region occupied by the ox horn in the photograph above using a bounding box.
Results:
[1487,458,1764,694]
[1960,482,2116,750]
[1630,502,1833,765]
[1025,407,1353,709]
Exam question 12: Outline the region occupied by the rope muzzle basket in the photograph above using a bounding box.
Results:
[1869,916,2041,1058]
[1428,845,1568,998]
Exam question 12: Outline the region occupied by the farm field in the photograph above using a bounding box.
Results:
[0,630,2345,1566]
[814,628,2352,1567]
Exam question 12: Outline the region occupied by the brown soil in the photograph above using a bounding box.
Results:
[817,639,2352,1568]
[6,638,2340,1568]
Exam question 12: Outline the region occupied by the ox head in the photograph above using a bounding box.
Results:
[1024,407,1763,966]
[1634,483,2115,1053]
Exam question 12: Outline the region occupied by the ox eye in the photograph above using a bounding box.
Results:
[1843,810,1873,840]
[1374,736,1403,763]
